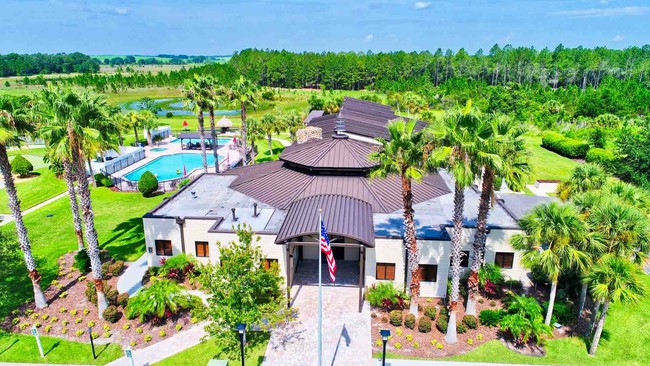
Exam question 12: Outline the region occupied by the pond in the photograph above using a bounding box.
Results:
[121,98,240,117]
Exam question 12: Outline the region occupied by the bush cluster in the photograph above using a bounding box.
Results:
[541,131,589,159]
[585,148,616,170]
[366,282,407,311]
[418,316,432,333]
[102,305,122,323]
[457,321,467,334]
[404,313,416,329]
[435,316,448,333]
[462,315,478,329]
[389,310,403,326]
[138,171,159,197]
[73,249,91,272]
[10,155,33,177]
[117,293,130,308]
[424,306,437,320]
[479,309,504,327]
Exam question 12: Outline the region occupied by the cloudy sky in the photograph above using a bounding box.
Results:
[1,0,648,55]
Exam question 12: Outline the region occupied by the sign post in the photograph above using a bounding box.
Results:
[88,326,96,359]
[31,326,44,358]
[125,348,135,366]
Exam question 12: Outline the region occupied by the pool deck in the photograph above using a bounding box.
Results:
[110,134,243,181]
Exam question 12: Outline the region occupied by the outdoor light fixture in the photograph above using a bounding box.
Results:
[236,323,247,366]
[380,329,391,366]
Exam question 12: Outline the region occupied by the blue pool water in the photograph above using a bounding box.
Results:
[170,138,233,145]
[150,147,168,152]
[124,153,224,181]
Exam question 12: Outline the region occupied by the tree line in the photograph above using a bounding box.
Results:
[0,52,99,77]
[97,54,223,67]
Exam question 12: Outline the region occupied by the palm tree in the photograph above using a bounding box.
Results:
[0,95,48,309]
[557,163,607,201]
[183,75,211,173]
[511,202,590,325]
[125,111,141,145]
[247,117,263,164]
[605,181,650,212]
[108,106,127,146]
[282,110,305,143]
[226,76,257,166]
[467,116,530,316]
[259,113,282,156]
[205,77,225,172]
[139,110,158,147]
[586,255,646,355]
[370,119,425,303]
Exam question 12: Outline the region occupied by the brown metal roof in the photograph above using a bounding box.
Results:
[275,194,375,247]
[279,135,379,170]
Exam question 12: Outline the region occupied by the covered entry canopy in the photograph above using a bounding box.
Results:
[275,194,375,247]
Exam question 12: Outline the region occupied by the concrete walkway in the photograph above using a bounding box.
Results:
[105,322,208,366]
[0,191,69,226]
[117,253,149,295]
[376,360,546,366]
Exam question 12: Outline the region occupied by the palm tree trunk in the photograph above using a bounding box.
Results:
[545,279,558,325]
[197,110,208,173]
[118,130,123,146]
[209,107,219,173]
[446,184,465,344]
[241,103,248,166]
[0,144,47,309]
[578,281,588,320]
[401,173,419,303]
[86,157,96,187]
[467,169,495,316]
[267,134,273,156]
[63,160,84,250]
[133,126,139,146]
[146,130,153,147]
[589,299,602,335]
[589,300,610,355]
[69,127,107,318]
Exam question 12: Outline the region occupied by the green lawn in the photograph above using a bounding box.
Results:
[0,330,122,365]
[525,134,579,183]
[379,274,650,366]
[153,335,269,366]
[254,139,286,163]
[0,168,67,214]
[0,187,170,316]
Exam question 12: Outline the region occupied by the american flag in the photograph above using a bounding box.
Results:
[320,219,337,282]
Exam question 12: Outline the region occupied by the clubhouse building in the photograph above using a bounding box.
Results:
[142,97,551,307]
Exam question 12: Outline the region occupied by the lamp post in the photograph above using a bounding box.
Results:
[380,329,390,366]
[236,323,247,366]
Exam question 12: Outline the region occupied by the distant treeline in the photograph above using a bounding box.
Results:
[0,52,99,77]
[97,54,226,66]
[229,45,650,91]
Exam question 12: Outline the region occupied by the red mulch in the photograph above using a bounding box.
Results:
[1,252,198,349]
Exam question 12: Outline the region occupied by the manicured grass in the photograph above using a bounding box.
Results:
[0,168,67,214]
[153,335,269,366]
[0,330,122,365]
[0,187,171,316]
[7,147,47,157]
[524,134,579,183]
[254,139,287,163]
[379,274,650,366]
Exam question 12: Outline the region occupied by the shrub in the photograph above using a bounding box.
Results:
[109,261,124,277]
[73,250,91,272]
[175,323,183,331]
[435,316,448,333]
[366,282,408,310]
[122,323,131,330]
[44,325,51,333]
[541,131,589,159]
[33,322,41,328]
[375,339,382,347]
[543,300,576,325]
[136,327,143,334]
[462,315,478,329]
[130,340,136,347]
[106,288,119,306]
[586,148,616,170]
[62,319,69,326]
[61,327,68,334]
[101,262,112,278]
[457,322,467,334]
[394,342,402,349]
[144,334,152,342]
[418,316,432,333]
[50,316,58,323]
[588,127,607,149]
[389,310,403,326]
[75,318,82,324]
[83,308,90,315]
[413,341,420,349]
[424,306,437,320]
[10,155,33,177]
[138,171,159,197]
[404,313,416,329]
[126,279,191,322]
[117,293,130,308]
[467,338,474,345]
[261,90,275,100]
[88,320,95,327]
[165,111,174,118]
[59,307,67,313]
[91,332,99,339]
[76,330,84,337]
[477,333,483,341]
[101,177,114,187]
[19,323,29,330]
[438,307,449,320]
[177,178,191,189]
[103,331,111,338]
[94,173,108,187]
[479,309,504,327]
[159,330,167,337]
[436,343,443,349]
[69,309,77,316]
[11,318,19,325]
[503,279,523,292]
[103,305,122,323]
[41,314,49,320]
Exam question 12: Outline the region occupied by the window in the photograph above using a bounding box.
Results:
[264,258,278,270]
[376,263,396,280]
[449,251,470,267]
[195,241,209,258]
[495,252,515,269]
[418,265,438,282]
[155,240,172,256]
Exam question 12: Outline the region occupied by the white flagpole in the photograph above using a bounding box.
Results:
[318,208,323,366]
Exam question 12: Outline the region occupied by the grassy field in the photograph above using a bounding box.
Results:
[0,330,122,365]
[0,168,67,214]
[378,274,650,366]
[524,134,579,182]
[153,335,269,366]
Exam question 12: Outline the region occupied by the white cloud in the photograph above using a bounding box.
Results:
[612,34,624,42]
[414,1,431,10]
[364,34,374,42]
[600,0,608,4]
[500,33,514,43]
[114,7,129,15]
[554,6,650,18]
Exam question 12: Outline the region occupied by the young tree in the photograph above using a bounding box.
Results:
[259,113,282,156]
[557,164,607,201]
[139,110,158,147]
[0,95,47,309]
[370,119,425,305]
[199,224,294,361]
[226,76,257,166]
[183,75,211,173]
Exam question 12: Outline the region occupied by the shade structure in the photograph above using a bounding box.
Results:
[216,116,233,128]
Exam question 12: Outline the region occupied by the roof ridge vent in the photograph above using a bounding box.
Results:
[333,118,348,139]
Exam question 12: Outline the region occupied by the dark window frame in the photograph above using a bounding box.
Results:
[155,240,173,256]
[419,264,438,282]
[495,252,515,269]
[449,250,470,268]
[195,241,209,258]
[264,258,279,270]
[376,263,396,280]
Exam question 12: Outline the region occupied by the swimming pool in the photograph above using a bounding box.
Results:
[124,153,225,181]
[150,147,168,152]
[170,137,233,145]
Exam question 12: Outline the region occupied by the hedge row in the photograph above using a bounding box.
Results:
[585,148,616,170]
[541,131,590,159]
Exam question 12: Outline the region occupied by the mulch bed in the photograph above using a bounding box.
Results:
[1,252,198,349]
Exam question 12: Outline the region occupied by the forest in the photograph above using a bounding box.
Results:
[0,52,99,76]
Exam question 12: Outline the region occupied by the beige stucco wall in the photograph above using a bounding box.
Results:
[365,238,406,291]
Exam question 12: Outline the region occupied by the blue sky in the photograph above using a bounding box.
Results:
[1,0,648,55]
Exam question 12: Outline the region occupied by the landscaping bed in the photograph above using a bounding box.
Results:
[1,252,205,350]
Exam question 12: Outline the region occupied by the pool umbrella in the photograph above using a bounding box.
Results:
[182,120,188,127]
[216,116,233,129]
[183,165,187,177]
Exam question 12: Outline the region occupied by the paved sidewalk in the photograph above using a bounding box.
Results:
[376,360,545,366]
[0,191,69,226]
[105,322,207,366]
[117,253,148,295]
